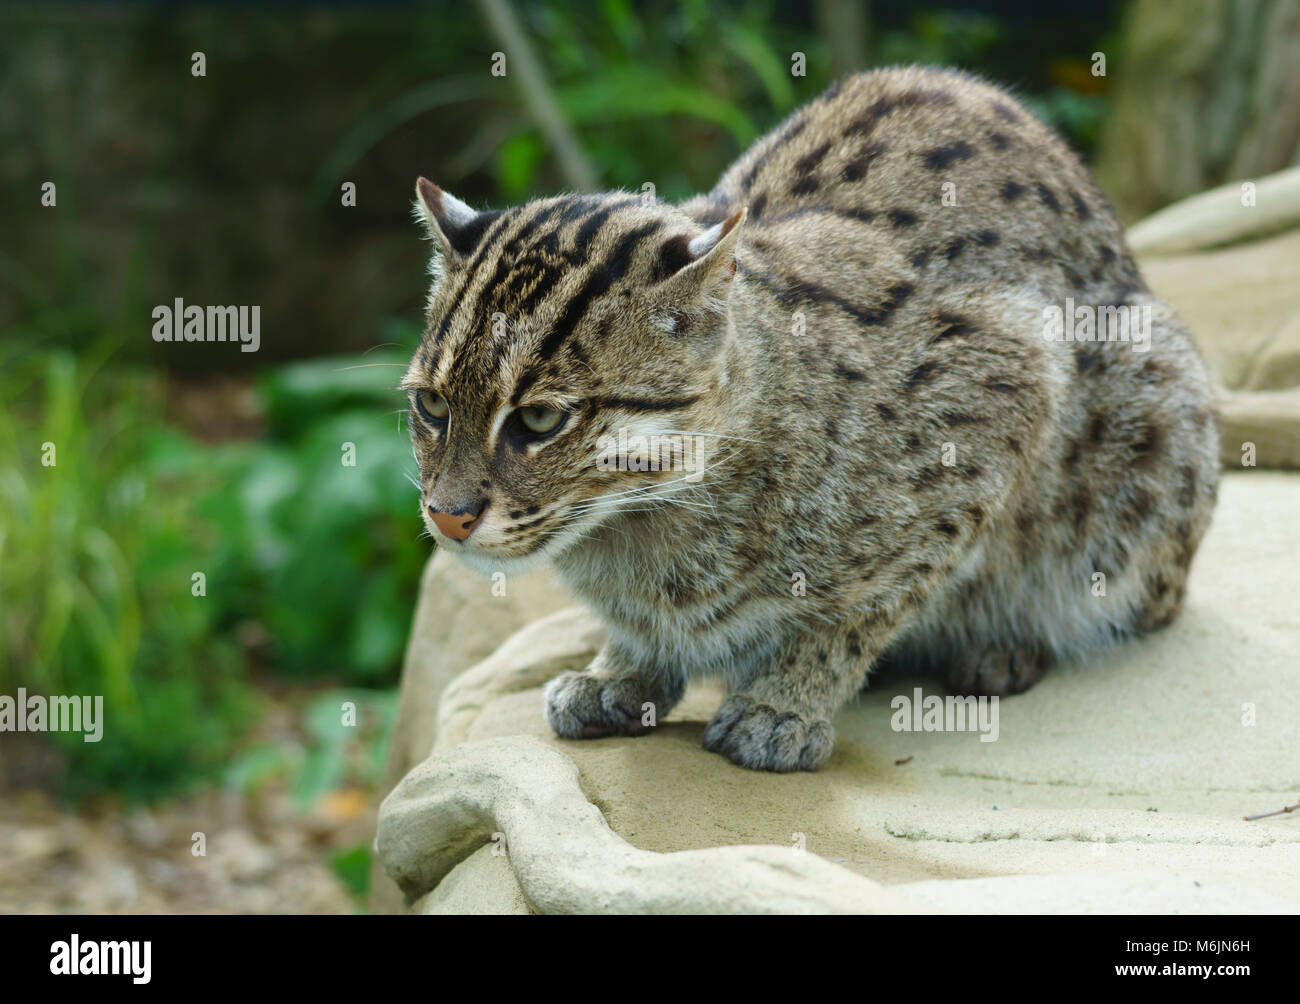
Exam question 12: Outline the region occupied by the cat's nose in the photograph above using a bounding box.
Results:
[428,499,488,541]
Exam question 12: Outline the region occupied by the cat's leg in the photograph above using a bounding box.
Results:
[703,625,879,772]
[941,644,1050,696]
[868,616,1053,698]
[544,639,685,739]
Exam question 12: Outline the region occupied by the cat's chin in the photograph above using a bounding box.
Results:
[445,518,593,579]
[450,544,556,579]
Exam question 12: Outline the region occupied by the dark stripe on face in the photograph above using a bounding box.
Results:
[447,200,582,353]
[425,208,518,351]
[475,206,564,293]
[428,202,585,387]
[515,264,564,317]
[549,195,605,231]
[536,221,661,360]
[430,203,566,351]
[573,199,634,248]
[592,394,700,413]
[482,199,639,368]
[510,369,540,407]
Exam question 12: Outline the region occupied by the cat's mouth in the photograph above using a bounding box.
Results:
[444,519,585,578]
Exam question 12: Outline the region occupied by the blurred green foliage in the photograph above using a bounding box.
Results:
[0,346,249,798]
[0,338,420,801]
[201,342,427,682]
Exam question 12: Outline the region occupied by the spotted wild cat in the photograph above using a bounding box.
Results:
[402,66,1219,772]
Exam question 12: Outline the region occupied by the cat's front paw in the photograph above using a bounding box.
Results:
[702,695,834,772]
[543,670,658,739]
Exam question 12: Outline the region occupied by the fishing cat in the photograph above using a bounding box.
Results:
[403,66,1219,772]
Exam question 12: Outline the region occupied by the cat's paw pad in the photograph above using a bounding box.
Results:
[943,646,1048,697]
[702,695,834,772]
[543,671,656,739]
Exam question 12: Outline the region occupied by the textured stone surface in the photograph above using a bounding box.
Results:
[379,735,917,914]
[376,473,1300,914]
[369,550,574,913]
[1133,169,1300,470]
[1126,166,1300,257]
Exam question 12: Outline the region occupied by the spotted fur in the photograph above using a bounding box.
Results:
[404,66,1219,772]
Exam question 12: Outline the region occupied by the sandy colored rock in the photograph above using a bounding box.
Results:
[1216,387,1300,469]
[1141,226,1300,393]
[379,735,917,914]
[1131,168,1300,470]
[1126,166,1300,257]
[894,873,1297,915]
[368,548,573,912]
[377,473,1300,913]
[435,607,604,752]
[382,548,574,774]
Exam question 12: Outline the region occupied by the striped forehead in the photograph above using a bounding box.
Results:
[423,194,669,391]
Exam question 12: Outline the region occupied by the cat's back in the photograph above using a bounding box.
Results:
[685,65,1139,301]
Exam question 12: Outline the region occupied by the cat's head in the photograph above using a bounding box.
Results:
[403,178,746,575]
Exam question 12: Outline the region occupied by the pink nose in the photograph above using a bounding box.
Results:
[428,502,486,541]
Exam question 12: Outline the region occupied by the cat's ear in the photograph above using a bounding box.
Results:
[659,208,748,306]
[413,177,500,263]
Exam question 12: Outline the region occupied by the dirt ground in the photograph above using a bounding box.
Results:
[0,688,381,915]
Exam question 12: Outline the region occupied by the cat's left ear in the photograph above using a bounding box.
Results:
[659,208,748,305]
[413,177,501,263]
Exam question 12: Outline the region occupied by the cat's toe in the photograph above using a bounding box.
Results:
[702,695,834,772]
[543,671,655,739]
[943,646,1048,697]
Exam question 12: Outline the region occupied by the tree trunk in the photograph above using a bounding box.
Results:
[1094,0,1300,222]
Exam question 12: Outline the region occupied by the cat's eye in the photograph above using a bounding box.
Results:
[513,405,567,438]
[414,389,449,425]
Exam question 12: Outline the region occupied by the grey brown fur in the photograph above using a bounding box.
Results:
[404,66,1219,771]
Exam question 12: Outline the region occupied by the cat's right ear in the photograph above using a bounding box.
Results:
[657,208,748,306]
[413,178,501,263]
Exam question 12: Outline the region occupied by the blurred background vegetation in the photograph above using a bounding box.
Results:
[2,0,1296,910]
